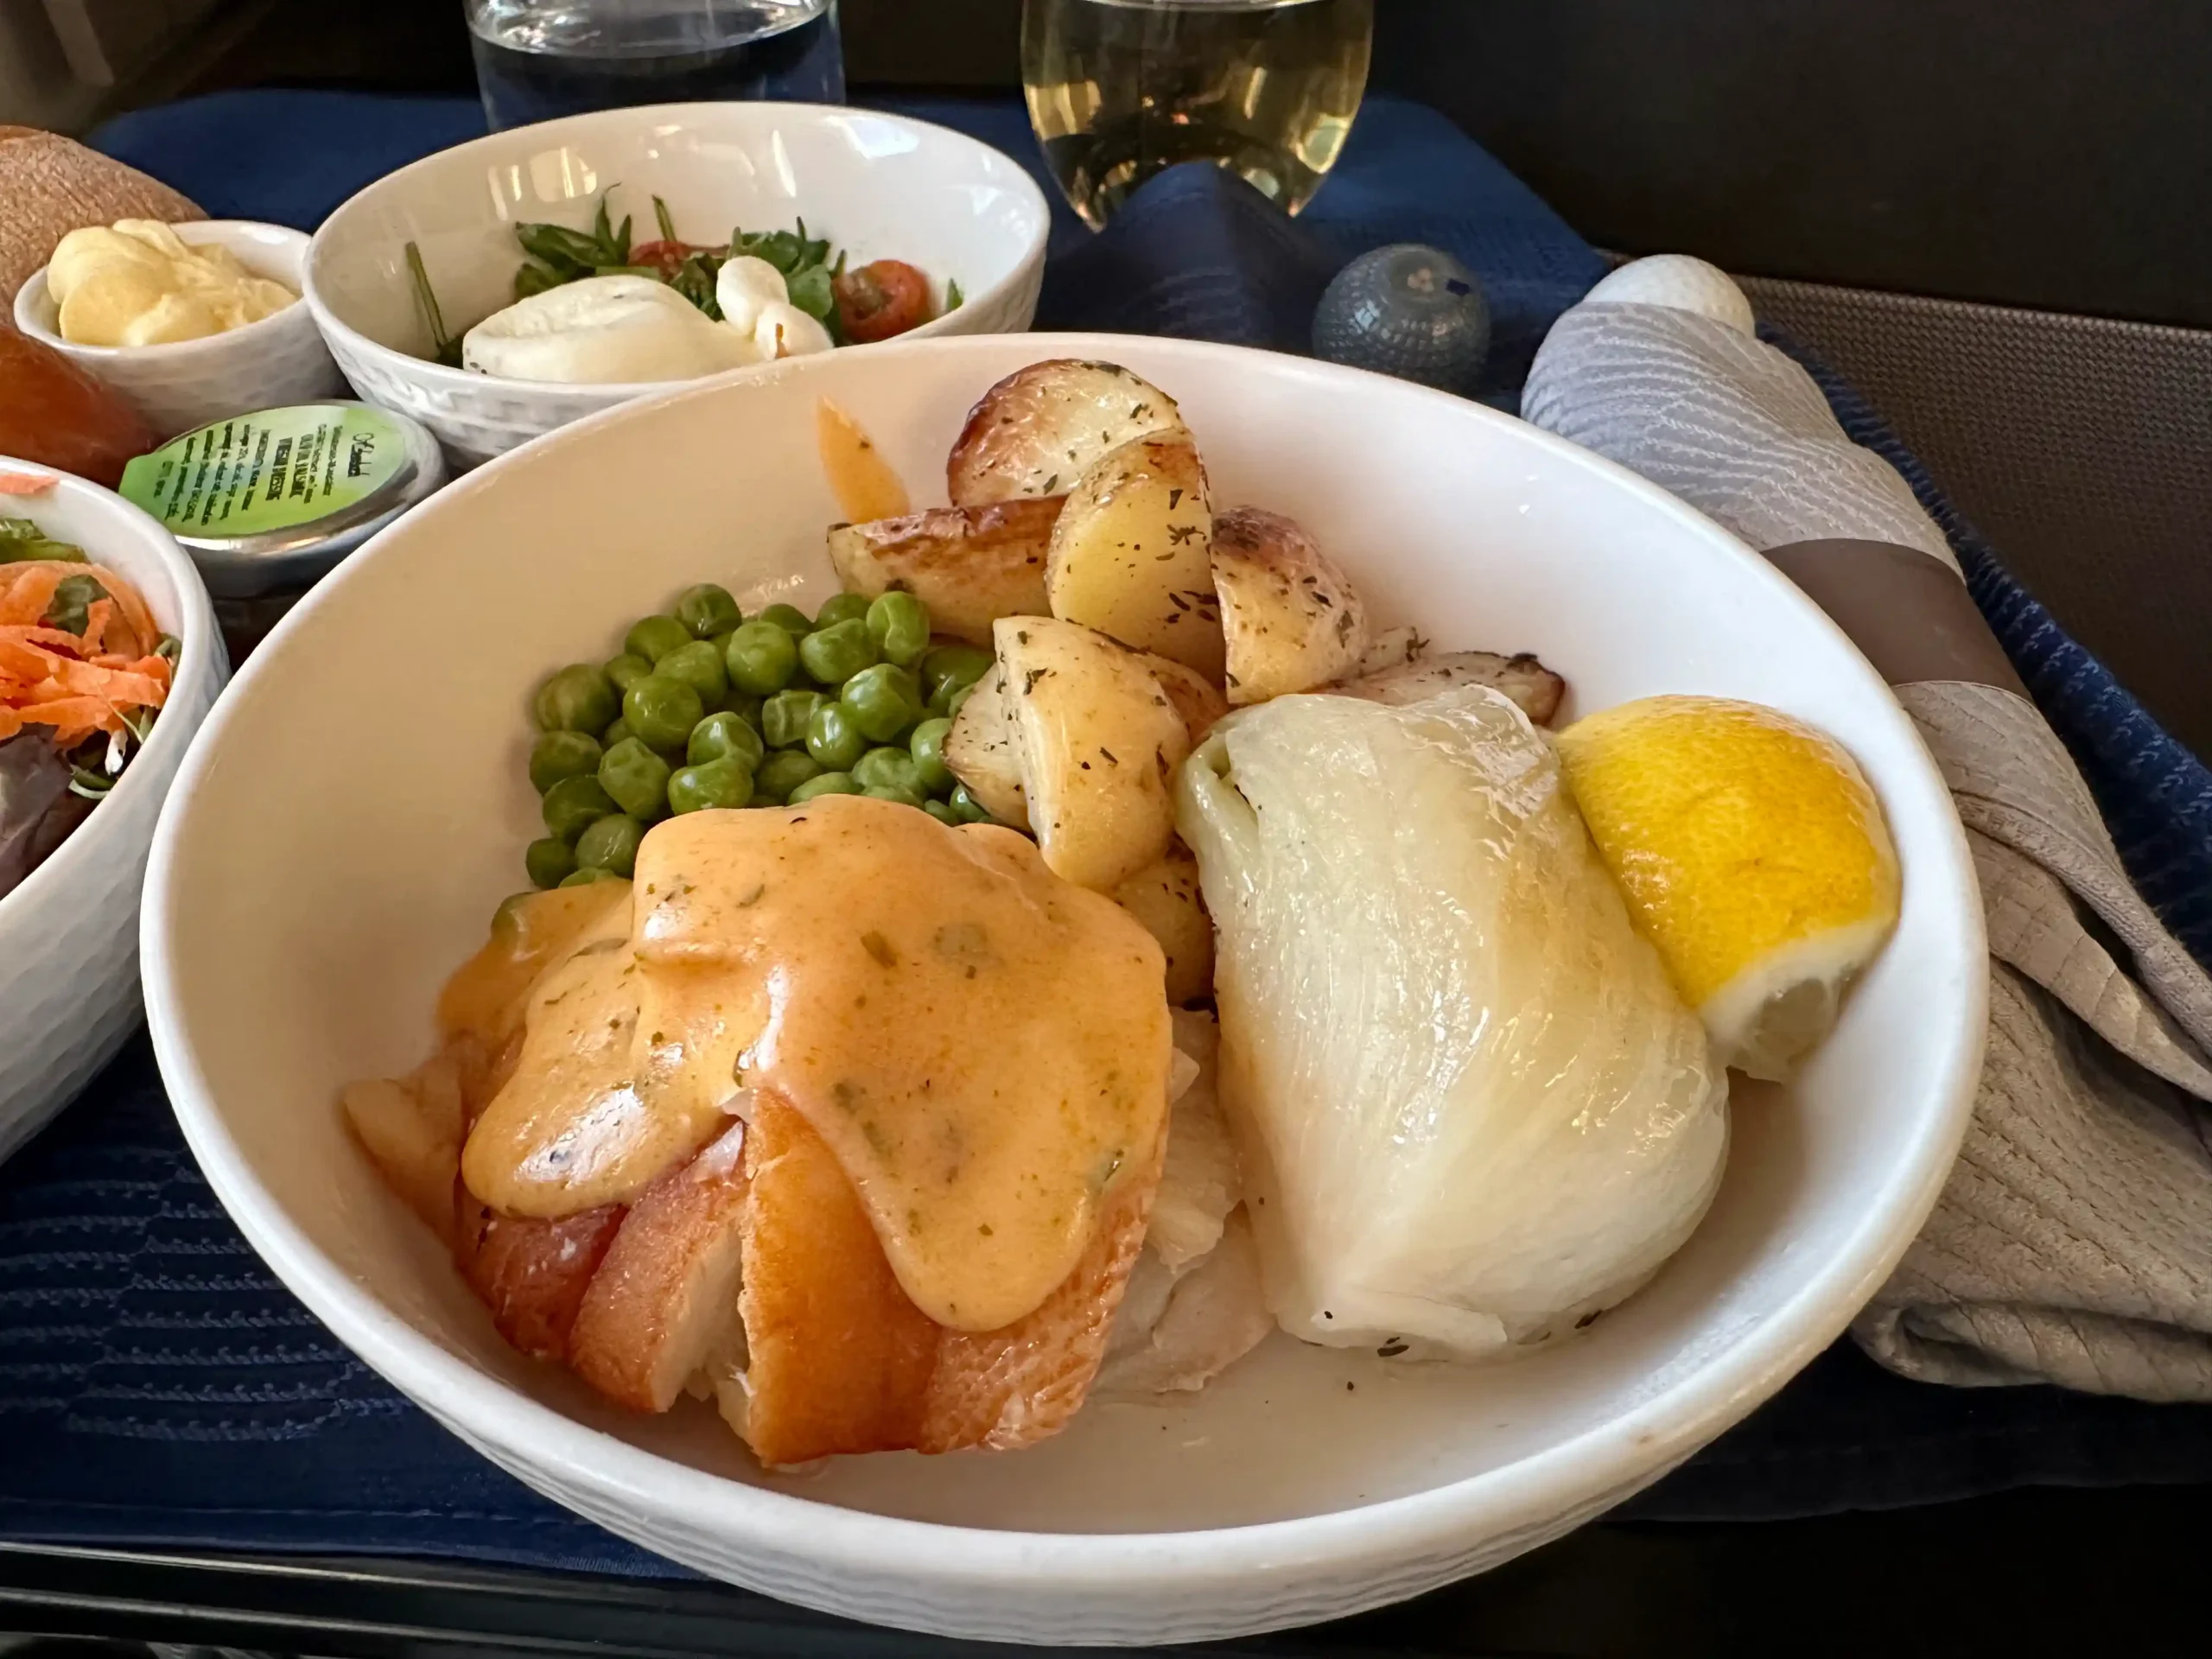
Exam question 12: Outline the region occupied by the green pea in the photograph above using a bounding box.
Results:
[909,717,954,793]
[805,702,868,771]
[748,791,784,808]
[658,638,729,705]
[561,867,624,887]
[788,771,861,804]
[812,592,872,631]
[668,755,754,815]
[599,737,672,821]
[924,798,962,826]
[689,710,765,769]
[798,617,878,686]
[950,783,994,825]
[533,663,618,734]
[626,614,693,664]
[755,602,813,638]
[841,662,924,743]
[622,675,704,752]
[542,774,617,842]
[761,688,826,749]
[753,750,823,803]
[529,730,603,795]
[854,746,923,797]
[525,836,577,888]
[862,783,927,810]
[866,591,931,668]
[933,678,977,720]
[603,652,654,696]
[724,620,800,696]
[491,891,536,940]
[601,715,633,750]
[575,812,646,876]
[676,582,741,639]
[721,688,765,726]
[920,642,993,703]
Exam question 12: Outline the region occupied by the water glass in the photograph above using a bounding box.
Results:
[467,0,845,132]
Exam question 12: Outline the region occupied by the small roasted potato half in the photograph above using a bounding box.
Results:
[1211,506,1369,706]
[948,359,1185,506]
[1045,435,1224,679]
[995,615,1192,893]
[1112,841,1214,1005]
[1331,649,1568,728]
[943,662,1029,827]
[1135,649,1230,744]
[826,497,1061,645]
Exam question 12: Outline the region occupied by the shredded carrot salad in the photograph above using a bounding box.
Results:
[0,559,172,749]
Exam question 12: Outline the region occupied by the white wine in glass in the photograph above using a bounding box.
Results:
[1022,0,1375,229]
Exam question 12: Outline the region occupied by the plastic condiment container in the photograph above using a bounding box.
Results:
[118,401,445,660]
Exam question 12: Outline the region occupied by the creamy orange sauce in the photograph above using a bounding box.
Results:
[451,796,1171,1333]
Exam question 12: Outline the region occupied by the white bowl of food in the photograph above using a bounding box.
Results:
[13,220,344,441]
[143,335,1983,1645]
[0,459,223,1163]
[305,103,1051,471]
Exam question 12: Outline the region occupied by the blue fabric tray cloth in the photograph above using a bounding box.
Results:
[0,90,2206,1576]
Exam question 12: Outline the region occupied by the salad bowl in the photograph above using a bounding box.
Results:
[143,334,1984,1644]
[307,102,1051,470]
[1,461,223,1166]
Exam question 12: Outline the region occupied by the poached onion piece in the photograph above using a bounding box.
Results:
[1175,684,1728,1358]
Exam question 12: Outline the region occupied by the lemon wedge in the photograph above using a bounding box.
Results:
[1554,696,1901,1081]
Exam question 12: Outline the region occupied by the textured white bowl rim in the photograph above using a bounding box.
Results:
[0,461,213,923]
[143,333,1986,1619]
[302,101,1053,407]
[13,221,315,364]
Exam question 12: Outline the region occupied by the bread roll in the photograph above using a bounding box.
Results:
[0,323,154,487]
[0,126,201,303]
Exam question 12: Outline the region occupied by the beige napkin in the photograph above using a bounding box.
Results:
[1522,262,2212,1399]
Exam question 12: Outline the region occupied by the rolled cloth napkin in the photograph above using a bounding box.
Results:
[1522,256,2212,1401]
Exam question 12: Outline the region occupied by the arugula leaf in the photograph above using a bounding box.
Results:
[654,194,679,245]
[0,518,86,563]
[946,278,964,312]
[785,262,836,324]
[513,259,565,302]
[405,240,466,367]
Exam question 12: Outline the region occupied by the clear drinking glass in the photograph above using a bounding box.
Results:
[465,0,846,132]
[1021,0,1374,230]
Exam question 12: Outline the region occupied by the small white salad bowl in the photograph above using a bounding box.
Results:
[306,102,1052,471]
[0,460,223,1166]
[13,221,344,441]
[143,335,1984,1645]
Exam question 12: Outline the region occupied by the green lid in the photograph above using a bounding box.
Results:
[120,401,445,598]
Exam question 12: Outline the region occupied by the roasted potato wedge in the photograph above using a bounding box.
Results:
[1045,435,1224,678]
[826,498,1061,645]
[947,359,1184,506]
[1355,624,1428,677]
[1111,841,1214,1005]
[943,662,1029,827]
[343,1053,464,1245]
[995,616,1192,893]
[569,1122,749,1413]
[1331,649,1569,728]
[458,1205,626,1363]
[1135,650,1230,744]
[1211,506,1369,706]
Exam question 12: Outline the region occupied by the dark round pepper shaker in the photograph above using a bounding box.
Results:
[1313,245,1491,396]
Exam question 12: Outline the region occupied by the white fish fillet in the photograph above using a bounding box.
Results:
[1175,684,1728,1358]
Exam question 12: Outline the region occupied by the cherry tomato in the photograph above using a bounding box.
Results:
[628,239,704,280]
[834,260,936,343]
